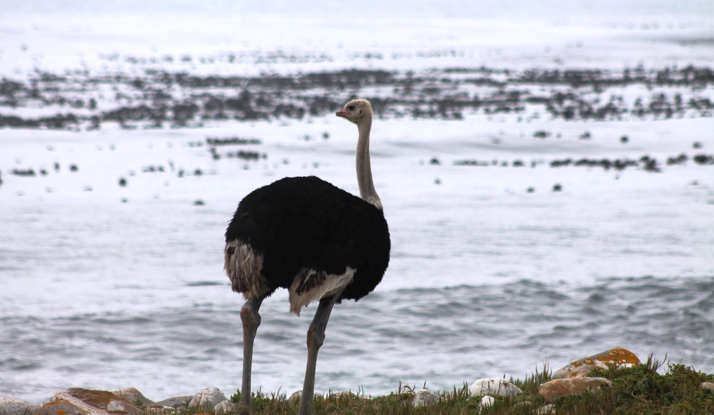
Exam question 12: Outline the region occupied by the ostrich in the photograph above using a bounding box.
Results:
[224,99,390,415]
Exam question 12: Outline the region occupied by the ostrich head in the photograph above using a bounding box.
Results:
[336,99,372,124]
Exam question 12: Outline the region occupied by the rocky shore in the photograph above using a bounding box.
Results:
[1,65,712,130]
[3,348,713,414]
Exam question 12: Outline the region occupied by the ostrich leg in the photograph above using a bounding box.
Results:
[238,298,264,414]
[298,288,346,415]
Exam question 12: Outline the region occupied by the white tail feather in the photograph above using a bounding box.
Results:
[288,267,355,316]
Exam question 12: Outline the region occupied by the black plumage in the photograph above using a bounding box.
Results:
[225,175,390,302]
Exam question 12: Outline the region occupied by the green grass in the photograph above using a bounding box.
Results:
[170,358,714,414]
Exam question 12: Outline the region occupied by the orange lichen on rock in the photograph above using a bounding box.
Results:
[539,377,612,401]
[592,348,641,364]
[39,401,86,415]
[553,348,640,379]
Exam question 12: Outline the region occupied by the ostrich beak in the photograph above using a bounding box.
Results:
[336,110,348,117]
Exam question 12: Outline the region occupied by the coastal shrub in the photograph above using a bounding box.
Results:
[198,359,714,414]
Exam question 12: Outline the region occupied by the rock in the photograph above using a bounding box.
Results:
[112,388,155,407]
[411,389,441,407]
[38,401,86,415]
[0,397,42,415]
[188,388,226,409]
[66,389,126,411]
[539,377,611,401]
[702,382,714,391]
[64,389,114,408]
[106,401,126,413]
[288,391,301,405]
[479,396,494,408]
[155,397,191,409]
[213,400,237,414]
[53,389,143,415]
[552,348,640,379]
[469,378,522,397]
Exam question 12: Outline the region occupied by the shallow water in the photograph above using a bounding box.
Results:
[1,114,713,402]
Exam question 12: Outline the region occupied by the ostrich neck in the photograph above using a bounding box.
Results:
[356,116,382,209]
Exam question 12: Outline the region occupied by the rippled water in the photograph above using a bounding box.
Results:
[2,276,714,403]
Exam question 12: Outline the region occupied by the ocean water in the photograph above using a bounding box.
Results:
[1,0,714,404]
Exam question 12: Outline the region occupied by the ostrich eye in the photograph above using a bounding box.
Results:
[347,105,355,111]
